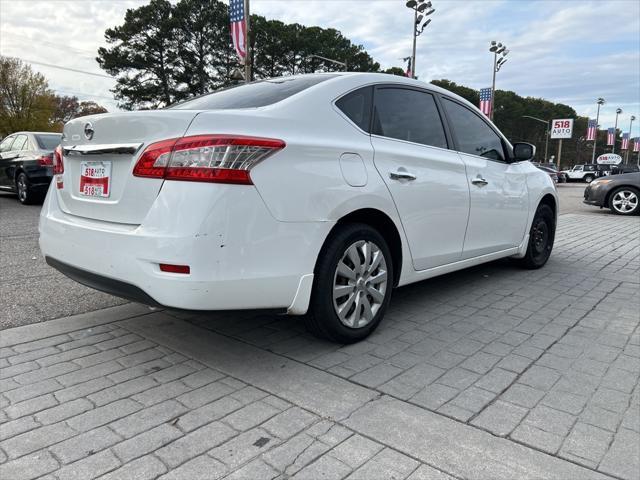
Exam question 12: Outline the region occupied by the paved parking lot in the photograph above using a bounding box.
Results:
[1,184,639,479]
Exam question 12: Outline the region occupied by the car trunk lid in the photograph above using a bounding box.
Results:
[57,110,200,224]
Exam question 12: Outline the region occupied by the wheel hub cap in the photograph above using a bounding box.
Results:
[612,191,638,213]
[333,240,388,329]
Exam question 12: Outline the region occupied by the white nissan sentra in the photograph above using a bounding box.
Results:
[39,73,557,343]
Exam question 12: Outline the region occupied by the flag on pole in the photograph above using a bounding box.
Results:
[586,119,597,141]
[479,88,493,117]
[607,128,615,146]
[405,58,412,78]
[633,138,640,152]
[621,132,630,150]
[229,0,247,63]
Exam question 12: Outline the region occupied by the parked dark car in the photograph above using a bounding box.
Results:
[583,172,640,216]
[0,131,62,204]
[533,163,559,183]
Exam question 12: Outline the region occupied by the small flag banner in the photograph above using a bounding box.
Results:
[230,0,247,63]
[634,137,639,152]
[479,87,493,117]
[607,128,615,146]
[621,133,630,151]
[586,119,597,141]
[405,58,413,78]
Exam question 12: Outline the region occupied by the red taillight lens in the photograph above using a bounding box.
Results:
[133,135,285,185]
[159,264,190,274]
[38,154,53,167]
[53,146,64,175]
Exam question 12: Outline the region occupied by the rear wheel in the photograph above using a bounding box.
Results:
[516,204,555,269]
[305,224,393,343]
[609,187,639,215]
[16,173,37,205]
[584,174,595,183]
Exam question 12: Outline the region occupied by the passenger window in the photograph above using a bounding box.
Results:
[0,136,15,153]
[11,135,27,151]
[372,88,447,149]
[336,86,373,132]
[442,98,506,161]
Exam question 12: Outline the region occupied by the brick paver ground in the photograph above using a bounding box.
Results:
[1,212,638,480]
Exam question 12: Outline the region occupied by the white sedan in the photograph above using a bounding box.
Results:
[39,73,557,343]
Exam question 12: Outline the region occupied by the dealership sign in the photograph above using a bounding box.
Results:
[550,119,574,139]
[596,154,623,165]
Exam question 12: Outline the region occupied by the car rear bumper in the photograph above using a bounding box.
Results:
[39,183,332,312]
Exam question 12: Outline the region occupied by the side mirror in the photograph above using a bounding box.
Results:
[512,142,536,162]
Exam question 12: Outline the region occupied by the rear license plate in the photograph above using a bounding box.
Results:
[80,161,111,198]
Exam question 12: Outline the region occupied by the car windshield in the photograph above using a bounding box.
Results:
[171,75,338,110]
[35,134,63,150]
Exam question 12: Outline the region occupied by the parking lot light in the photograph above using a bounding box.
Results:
[489,40,509,121]
[591,98,606,164]
[406,0,436,79]
[612,108,622,154]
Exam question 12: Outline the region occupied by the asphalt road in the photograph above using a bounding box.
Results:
[0,181,608,329]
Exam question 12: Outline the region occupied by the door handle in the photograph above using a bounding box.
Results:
[471,176,488,186]
[389,170,417,181]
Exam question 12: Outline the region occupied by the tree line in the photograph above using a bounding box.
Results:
[0,57,108,137]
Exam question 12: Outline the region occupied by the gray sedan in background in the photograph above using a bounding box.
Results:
[584,172,640,215]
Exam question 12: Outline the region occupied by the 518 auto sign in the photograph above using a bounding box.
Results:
[550,119,574,139]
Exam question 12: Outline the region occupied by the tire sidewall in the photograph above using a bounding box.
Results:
[311,224,394,343]
[16,173,30,204]
[524,204,555,268]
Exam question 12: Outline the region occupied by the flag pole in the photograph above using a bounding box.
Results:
[244,0,251,83]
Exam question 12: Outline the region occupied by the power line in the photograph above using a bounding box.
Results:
[15,57,113,79]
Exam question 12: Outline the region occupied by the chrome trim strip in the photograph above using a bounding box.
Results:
[64,143,143,155]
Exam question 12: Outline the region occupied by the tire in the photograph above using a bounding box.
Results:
[584,174,595,183]
[305,223,394,344]
[16,172,37,205]
[516,204,555,269]
[608,186,639,216]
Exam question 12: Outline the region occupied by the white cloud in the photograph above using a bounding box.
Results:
[0,0,638,135]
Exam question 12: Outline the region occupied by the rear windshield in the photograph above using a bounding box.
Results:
[35,134,62,150]
[172,75,338,110]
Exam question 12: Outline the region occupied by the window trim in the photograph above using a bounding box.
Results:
[369,84,451,150]
[438,95,511,164]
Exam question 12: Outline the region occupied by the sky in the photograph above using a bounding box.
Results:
[1,0,639,137]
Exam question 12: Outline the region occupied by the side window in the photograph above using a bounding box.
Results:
[372,88,448,149]
[442,98,506,161]
[0,136,15,153]
[11,135,28,151]
[575,166,583,171]
[336,86,372,132]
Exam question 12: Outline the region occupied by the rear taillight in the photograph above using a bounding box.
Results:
[133,135,285,185]
[38,154,53,167]
[53,146,64,175]
[53,145,64,189]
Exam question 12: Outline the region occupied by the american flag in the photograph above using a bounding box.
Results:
[607,128,615,146]
[405,58,412,79]
[634,138,640,152]
[621,132,630,150]
[586,119,597,141]
[479,88,493,117]
[229,0,246,63]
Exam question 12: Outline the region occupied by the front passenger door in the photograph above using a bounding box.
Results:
[0,135,16,189]
[441,98,528,258]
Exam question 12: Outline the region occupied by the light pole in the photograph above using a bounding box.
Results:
[591,97,605,163]
[405,0,435,79]
[307,55,348,72]
[612,108,622,153]
[489,41,509,121]
[522,115,549,162]
[625,115,636,163]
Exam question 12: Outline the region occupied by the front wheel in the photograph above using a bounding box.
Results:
[516,204,555,269]
[305,224,394,343]
[609,187,639,215]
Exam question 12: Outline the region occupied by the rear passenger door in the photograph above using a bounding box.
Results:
[440,97,528,257]
[370,86,470,270]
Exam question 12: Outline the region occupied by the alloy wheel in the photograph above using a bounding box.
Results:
[612,190,638,214]
[17,175,28,203]
[332,240,388,329]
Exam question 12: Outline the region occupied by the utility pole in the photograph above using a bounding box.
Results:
[591,98,605,164]
[244,0,251,83]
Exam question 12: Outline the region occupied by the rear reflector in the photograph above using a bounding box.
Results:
[133,135,285,185]
[159,264,190,274]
